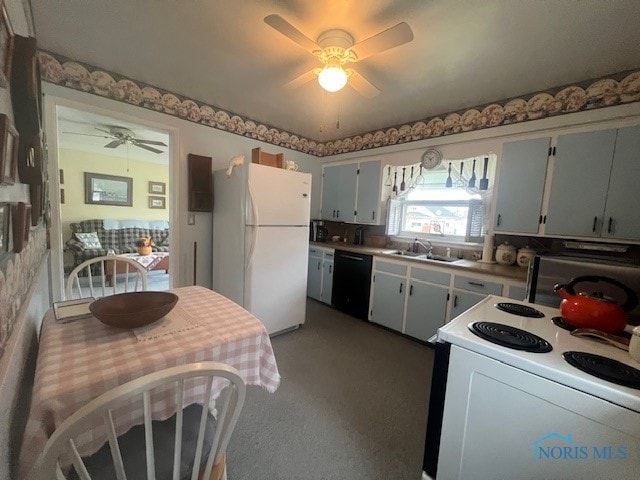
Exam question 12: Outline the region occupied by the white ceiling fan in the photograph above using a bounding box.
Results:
[63,125,168,154]
[264,14,414,98]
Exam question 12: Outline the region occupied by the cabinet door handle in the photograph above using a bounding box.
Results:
[371,210,375,220]
[454,295,458,308]
[497,214,502,226]
[409,284,413,296]
[399,282,403,294]
[332,209,336,218]
[592,216,598,232]
[329,264,332,274]
[608,217,613,234]
[468,281,485,288]
[336,209,340,218]
[317,261,321,270]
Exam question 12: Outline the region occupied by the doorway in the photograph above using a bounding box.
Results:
[45,98,178,301]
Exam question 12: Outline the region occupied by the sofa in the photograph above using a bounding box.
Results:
[65,219,170,269]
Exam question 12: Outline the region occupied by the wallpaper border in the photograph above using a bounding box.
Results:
[39,51,640,157]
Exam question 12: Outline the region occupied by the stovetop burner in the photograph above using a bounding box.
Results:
[495,302,545,318]
[563,351,640,390]
[552,316,575,331]
[469,322,553,353]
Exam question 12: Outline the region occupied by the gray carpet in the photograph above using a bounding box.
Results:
[227,299,434,480]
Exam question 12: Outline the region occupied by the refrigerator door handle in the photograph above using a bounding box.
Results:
[246,181,259,270]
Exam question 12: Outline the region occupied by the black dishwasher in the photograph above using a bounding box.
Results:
[332,250,373,321]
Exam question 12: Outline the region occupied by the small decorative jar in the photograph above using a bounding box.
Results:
[495,242,516,265]
[516,246,537,268]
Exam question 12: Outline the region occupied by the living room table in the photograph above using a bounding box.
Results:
[105,252,170,286]
[18,286,281,478]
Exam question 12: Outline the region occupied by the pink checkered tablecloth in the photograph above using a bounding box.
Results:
[19,286,280,477]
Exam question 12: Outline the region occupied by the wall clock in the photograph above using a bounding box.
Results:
[421,148,442,169]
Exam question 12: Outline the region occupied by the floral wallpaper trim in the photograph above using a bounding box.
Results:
[0,226,48,359]
[38,51,640,157]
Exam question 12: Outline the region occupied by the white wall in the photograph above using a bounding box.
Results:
[42,83,322,292]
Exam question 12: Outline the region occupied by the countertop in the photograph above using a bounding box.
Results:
[309,241,528,282]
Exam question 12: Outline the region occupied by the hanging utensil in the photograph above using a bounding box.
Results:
[459,161,464,187]
[468,158,477,188]
[479,156,489,190]
[415,164,424,186]
[392,170,398,194]
[384,166,392,186]
[400,167,406,191]
[445,162,453,188]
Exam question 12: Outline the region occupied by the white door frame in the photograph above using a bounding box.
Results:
[44,94,181,301]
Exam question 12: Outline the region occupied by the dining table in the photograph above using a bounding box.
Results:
[18,285,281,478]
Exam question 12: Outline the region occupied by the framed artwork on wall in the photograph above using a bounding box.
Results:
[84,172,133,206]
[0,114,18,184]
[148,181,166,195]
[0,1,14,88]
[148,196,166,209]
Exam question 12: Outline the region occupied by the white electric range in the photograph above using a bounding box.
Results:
[423,295,640,480]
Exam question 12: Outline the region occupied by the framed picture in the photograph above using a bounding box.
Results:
[0,114,18,184]
[0,202,9,254]
[0,1,14,88]
[84,172,133,206]
[148,196,166,209]
[148,181,166,195]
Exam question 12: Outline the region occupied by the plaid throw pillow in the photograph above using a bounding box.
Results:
[75,232,102,249]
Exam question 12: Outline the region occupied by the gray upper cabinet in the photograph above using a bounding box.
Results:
[356,160,382,224]
[321,165,340,221]
[601,126,640,240]
[494,137,550,234]
[321,160,382,224]
[545,129,617,237]
[335,163,358,221]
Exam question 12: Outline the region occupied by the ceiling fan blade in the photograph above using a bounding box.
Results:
[62,131,112,138]
[349,22,414,61]
[264,14,321,54]
[134,139,168,146]
[348,70,380,98]
[132,140,164,154]
[284,69,318,89]
[104,140,123,148]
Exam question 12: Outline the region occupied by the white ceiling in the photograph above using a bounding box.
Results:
[32,0,640,141]
[57,106,170,164]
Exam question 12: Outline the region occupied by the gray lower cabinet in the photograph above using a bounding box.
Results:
[451,289,486,319]
[370,271,405,331]
[320,260,334,304]
[307,247,334,304]
[405,281,449,342]
[307,254,322,301]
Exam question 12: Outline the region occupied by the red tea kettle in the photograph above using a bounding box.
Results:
[554,275,638,333]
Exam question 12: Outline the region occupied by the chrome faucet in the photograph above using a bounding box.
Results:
[412,239,433,255]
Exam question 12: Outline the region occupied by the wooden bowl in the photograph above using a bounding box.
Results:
[89,291,178,329]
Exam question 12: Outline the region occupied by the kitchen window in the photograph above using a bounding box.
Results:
[386,155,495,244]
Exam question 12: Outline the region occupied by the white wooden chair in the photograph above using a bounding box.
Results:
[27,362,246,480]
[66,255,148,300]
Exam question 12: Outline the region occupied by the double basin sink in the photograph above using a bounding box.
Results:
[384,250,462,263]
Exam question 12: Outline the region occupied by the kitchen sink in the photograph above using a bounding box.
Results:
[386,251,460,263]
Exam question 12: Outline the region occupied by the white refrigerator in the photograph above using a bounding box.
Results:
[212,161,311,335]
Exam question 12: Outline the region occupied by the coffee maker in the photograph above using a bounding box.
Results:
[310,220,328,242]
[354,227,366,245]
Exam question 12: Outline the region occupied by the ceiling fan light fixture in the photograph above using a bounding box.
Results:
[318,64,348,93]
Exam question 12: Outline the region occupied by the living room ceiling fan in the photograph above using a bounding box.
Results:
[264,14,414,98]
[64,125,168,154]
